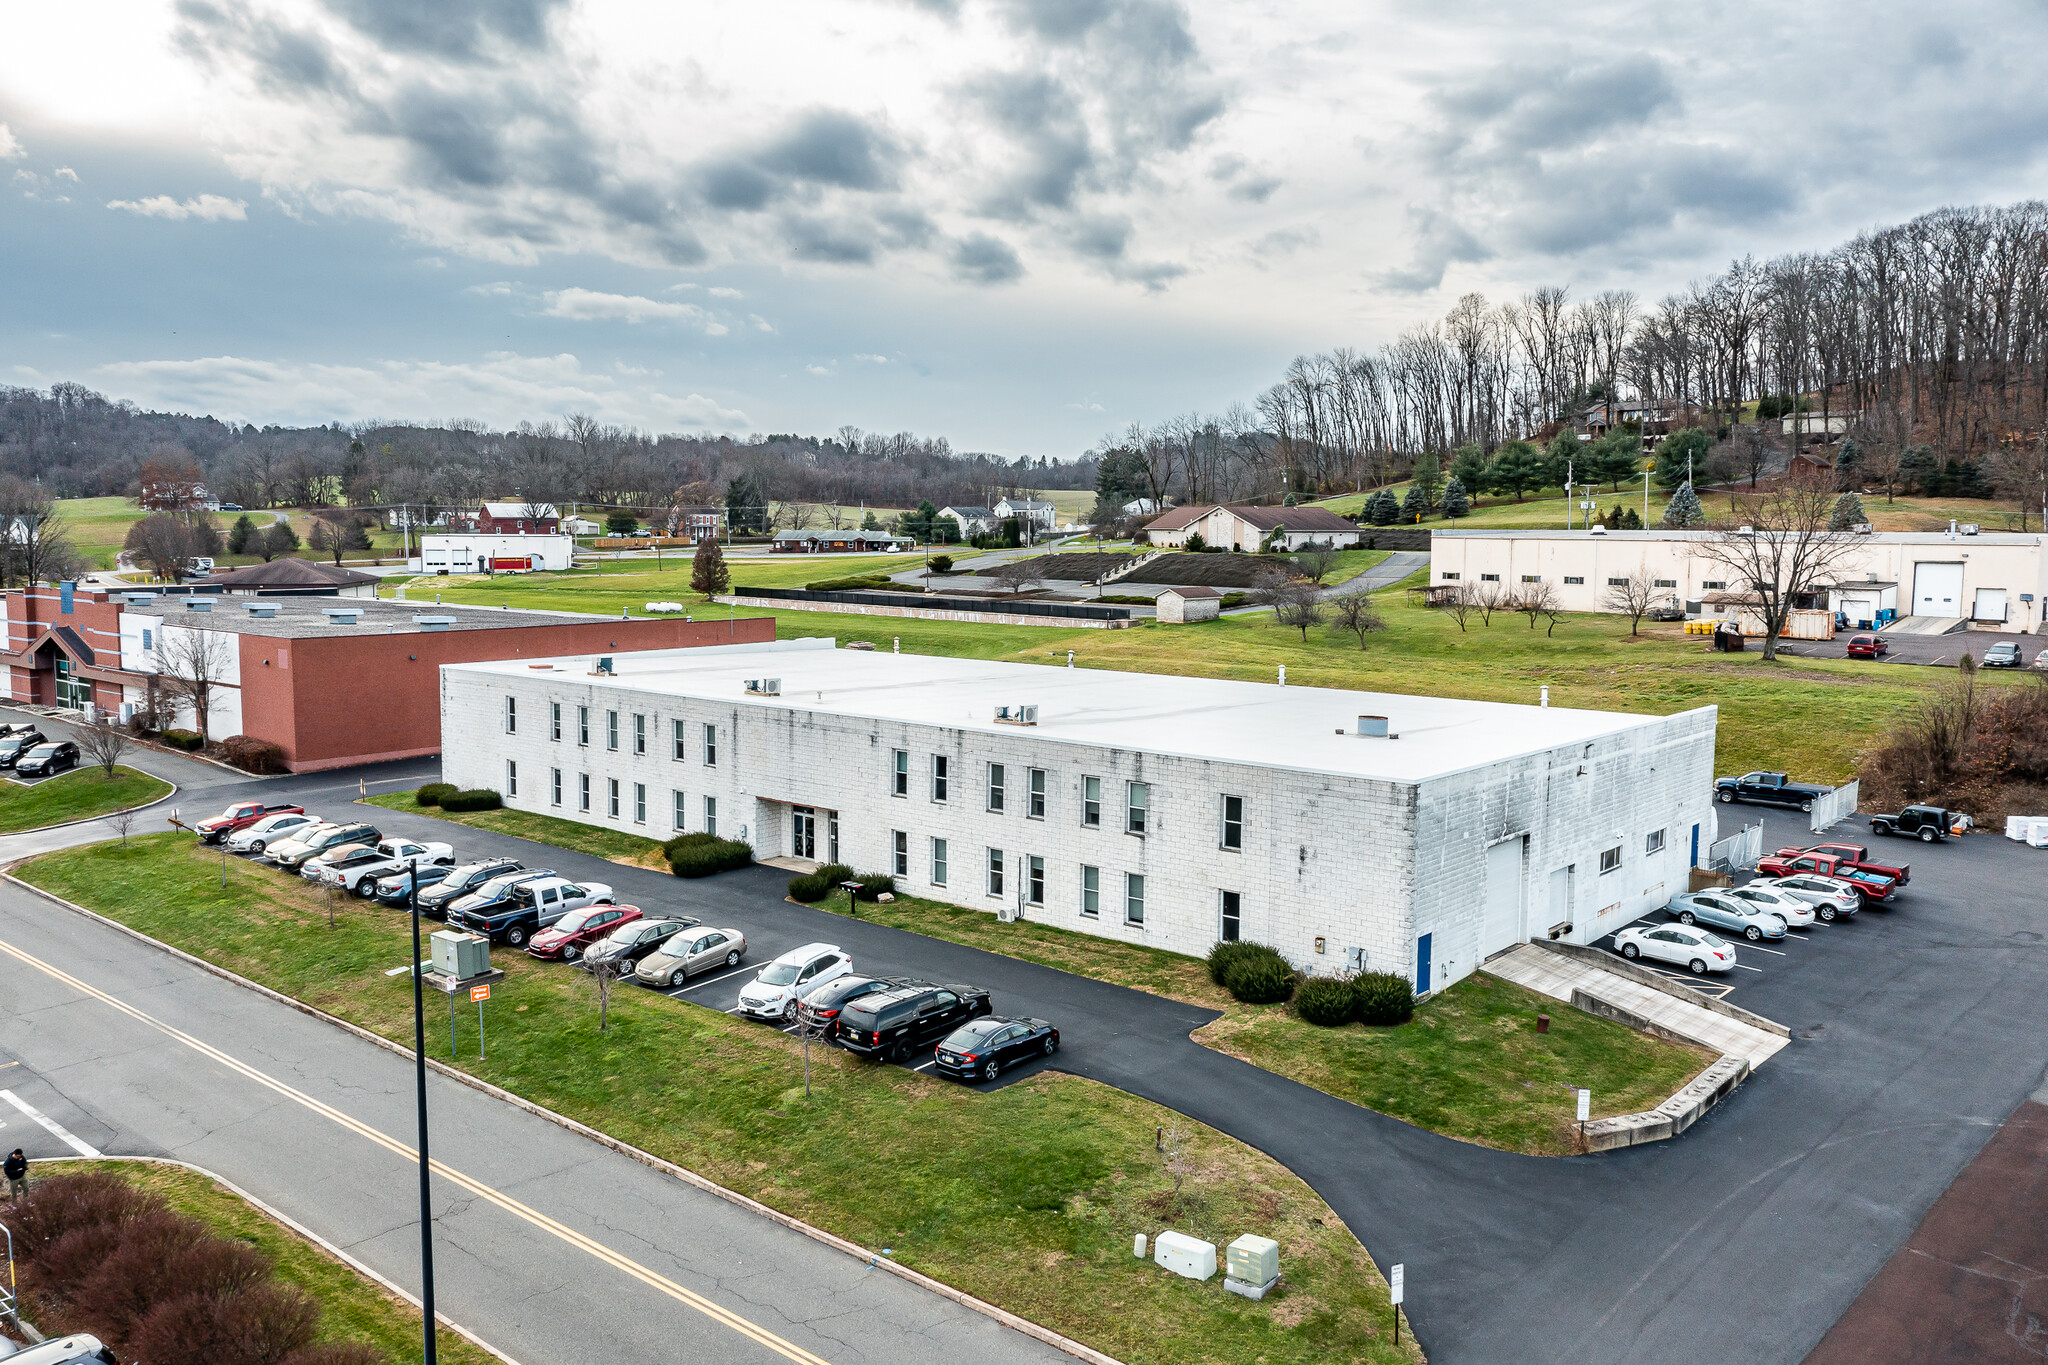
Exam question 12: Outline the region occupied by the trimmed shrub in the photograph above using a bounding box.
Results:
[787,862,855,903]
[851,871,895,901]
[160,729,204,751]
[929,554,953,572]
[1293,974,1360,1027]
[128,1279,320,1365]
[1353,971,1416,1025]
[805,574,899,592]
[76,1223,269,1342]
[9,1172,163,1263]
[221,736,288,775]
[1206,939,1259,987]
[438,788,503,812]
[1224,952,1297,1005]
[669,837,753,878]
[415,783,456,807]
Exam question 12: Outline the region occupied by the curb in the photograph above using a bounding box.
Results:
[1,873,1127,1365]
[23,1155,520,1365]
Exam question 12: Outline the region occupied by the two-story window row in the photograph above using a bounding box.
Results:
[528,694,722,768]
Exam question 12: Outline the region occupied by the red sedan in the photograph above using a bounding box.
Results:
[1845,634,1889,659]
[526,904,641,961]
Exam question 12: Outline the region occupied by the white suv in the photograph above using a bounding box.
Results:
[735,943,851,1023]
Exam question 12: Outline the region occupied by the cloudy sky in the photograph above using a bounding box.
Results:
[3,0,2045,454]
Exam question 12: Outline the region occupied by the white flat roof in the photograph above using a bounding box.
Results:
[1433,528,2043,546]
[450,642,1706,784]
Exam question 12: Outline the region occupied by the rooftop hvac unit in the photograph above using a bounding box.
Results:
[744,677,780,695]
[1356,714,1396,738]
[1853,523,1874,534]
[591,656,615,675]
[322,607,361,624]
[243,602,278,618]
[411,615,457,632]
[183,597,214,612]
[1960,523,1980,536]
[1736,525,1755,535]
[122,593,159,607]
[1588,525,1607,535]
[993,704,1039,726]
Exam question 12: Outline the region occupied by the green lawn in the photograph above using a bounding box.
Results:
[0,765,171,832]
[20,835,1418,1365]
[361,791,670,868]
[54,496,149,570]
[1311,486,2029,533]
[32,1160,497,1365]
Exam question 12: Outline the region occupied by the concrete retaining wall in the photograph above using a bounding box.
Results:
[721,596,1132,628]
[1530,938,1791,1037]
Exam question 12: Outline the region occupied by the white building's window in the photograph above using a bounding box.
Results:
[704,795,717,835]
[606,710,619,751]
[1654,579,1676,588]
[1126,781,1149,835]
[892,749,909,796]
[672,718,686,760]
[1563,576,1584,585]
[987,763,1006,812]
[578,705,590,745]
[1599,845,1622,874]
[1440,572,1460,581]
[506,759,517,795]
[551,701,562,741]
[892,831,908,877]
[672,789,685,830]
[931,755,949,803]
[607,778,620,818]
[579,773,591,812]
[1080,865,1100,917]
[1521,575,1541,584]
[633,783,646,824]
[1606,577,1629,587]
[633,714,646,755]
[1028,768,1046,819]
[702,723,717,766]
[1221,795,1243,850]
[1082,776,1101,827]
[1644,828,1665,855]
[1480,573,1500,582]
[986,847,1004,896]
[931,837,949,886]
[505,696,517,733]
[551,768,562,806]
[1125,873,1145,925]
[1220,889,1241,941]
[1702,580,1726,589]
[1027,855,1045,905]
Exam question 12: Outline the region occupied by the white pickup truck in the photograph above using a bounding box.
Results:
[306,838,457,895]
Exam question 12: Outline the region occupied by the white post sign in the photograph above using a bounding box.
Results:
[1389,1263,1404,1305]
[1577,1088,1591,1122]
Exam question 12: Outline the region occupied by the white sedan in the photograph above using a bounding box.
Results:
[1724,883,1816,929]
[734,942,852,1023]
[225,812,317,855]
[1749,874,1860,922]
[1615,923,1738,974]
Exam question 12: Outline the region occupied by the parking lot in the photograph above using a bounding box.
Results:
[1775,628,2045,668]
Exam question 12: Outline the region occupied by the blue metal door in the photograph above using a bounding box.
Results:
[1415,933,1433,997]
[1691,823,1700,867]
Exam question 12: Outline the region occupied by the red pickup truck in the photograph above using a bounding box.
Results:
[1757,845,1909,900]
[195,800,306,844]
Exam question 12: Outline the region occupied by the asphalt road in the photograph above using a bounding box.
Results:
[9,762,2048,1365]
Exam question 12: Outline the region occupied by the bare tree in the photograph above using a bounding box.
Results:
[786,502,815,531]
[77,715,131,777]
[1516,580,1561,630]
[1689,472,1863,660]
[1439,582,1476,632]
[989,558,1041,596]
[1539,587,1570,637]
[1271,581,1324,640]
[1159,1118,1196,1214]
[1474,578,1511,626]
[154,628,233,739]
[1328,593,1386,647]
[0,477,86,587]
[107,804,138,846]
[1292,541,1340,584]
[1988,433,2048,532]
[590,954,629,1032]
[1600,566,1659,636]
[124,513,201,580]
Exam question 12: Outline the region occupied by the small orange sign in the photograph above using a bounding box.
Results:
[469,983,491,1003]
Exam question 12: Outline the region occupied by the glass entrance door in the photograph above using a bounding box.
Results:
[828,811,839,863]
[792,807,816,859]
[54,657,89,711]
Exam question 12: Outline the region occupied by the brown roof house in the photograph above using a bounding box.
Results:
[1155,586,1222,623]
[1143,505,1363,552]
[198,558,381,597]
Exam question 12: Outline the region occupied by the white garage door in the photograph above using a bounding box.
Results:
[1973,588,2009,623]
[1912,562,1965,617]
[1482,837,1524,957]
[1840,597,1874,625]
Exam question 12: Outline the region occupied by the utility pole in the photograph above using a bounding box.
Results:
[408,862,439,1365]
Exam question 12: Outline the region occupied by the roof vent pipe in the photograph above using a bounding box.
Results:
[1540,685,1550,708]
[1278,664,1286,687]
[1356,715,1392,738]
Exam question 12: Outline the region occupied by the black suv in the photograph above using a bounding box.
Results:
[413,858,523,920]
[835,983,992,1063]
[1870,805,1959,842]
[0,727,45,770]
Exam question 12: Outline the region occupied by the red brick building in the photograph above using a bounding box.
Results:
[0,584,774,770]
[456,501,561,535]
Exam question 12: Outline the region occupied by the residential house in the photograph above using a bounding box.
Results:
[994,497,1058,532]
[936,507,997,539]
[771,529,916,553]
[1142,505,1364,552]
[458,501,562,535]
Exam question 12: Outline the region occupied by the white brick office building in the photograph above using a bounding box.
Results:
[440,641,1718,995]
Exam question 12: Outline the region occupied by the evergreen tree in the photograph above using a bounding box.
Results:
[1655,427,1714,490]
[1369,490,1400,526]
[1621,506,1644,530]
[1400,482,1432,522]
[690,537,730,597]
[226,514,255,556]
[1828,491,1867,531]
[1409,451,1443,510]
[604,510,640,535]
[1439,476,1471,519]
[1591,432,1643,489]
[1449,443,1489,495]
[1834,436,1862,489]
[1898,445,1938,493]
[724,473,770,534]
[1487,441,1545,501]
[1661,481,1706,529]
[259,522,298,560]
[1542,432,1580,491]
[860,510,879,530]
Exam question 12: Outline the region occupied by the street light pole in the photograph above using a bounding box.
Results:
[408,862,439,1365]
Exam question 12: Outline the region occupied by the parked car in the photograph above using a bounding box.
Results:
[1982,639,2024,668]
[259,821,340,865]
[414,858,524,920]
[1615,923,1738,974]
[933,1015,1060,1083]
[836,981,994,1061]
[270,822,381,869]
[1800,842,1910,886]
[634,925,748,988]
[579,916,695,974]
[799,975,915,1034]
[195,800,305,844]
[1714,770,1832,811]
[1760,845,1909,898]
[734,943,853,1023]
[1870,805,1961,842]
[450,874,607,946]
[14,740,80,777]
[0,728,44,769]
[1723,882,1817,928]
[372,862,454,906]
[1845,634,1889,659]
[1665,889,1788,941]
[526,904,643,961]
[1750,873,1861,920]
[4,1333,120,1365]
[309,839,456,895]
[226,811,319,855]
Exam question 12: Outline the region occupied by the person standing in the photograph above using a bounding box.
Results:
[3,1148,25,1201]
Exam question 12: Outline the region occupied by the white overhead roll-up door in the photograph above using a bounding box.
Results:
[1481,836,1525,957]
[1972,588,2009,623]
[1911,562,1965,617]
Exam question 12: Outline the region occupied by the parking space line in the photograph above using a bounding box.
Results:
[1745,943,1787,956]
[911,1060,937,1072]
[0,1087,101,1157]
[1734,964,1765,973]
[667,964,753,995]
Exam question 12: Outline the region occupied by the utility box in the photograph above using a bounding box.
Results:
[1153,1231,1217,1281]
[430,929,490,981]
[1226,1235,1279,1286]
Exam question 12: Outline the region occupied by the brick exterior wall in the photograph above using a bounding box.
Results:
[441,661,1717,989]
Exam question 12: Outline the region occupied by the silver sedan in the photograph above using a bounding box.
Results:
[635,926,748,988]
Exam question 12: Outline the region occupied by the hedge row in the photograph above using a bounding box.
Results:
[664,831,754,878]
[415,783,457,807]
[221,735,288,774]
[787,865,898,903]
[160,729,204,752]
[438,788,502,812]
[1293,971,1416,1027]
[1206,940,1296,1004]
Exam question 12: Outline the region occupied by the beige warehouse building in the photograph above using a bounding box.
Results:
[1430,529,2048,632]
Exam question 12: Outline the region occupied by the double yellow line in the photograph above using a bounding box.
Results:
[0,936,831,1365]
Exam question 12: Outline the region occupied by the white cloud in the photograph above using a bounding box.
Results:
[0,125,21,161]
[852,353,890,364]
[541,287,717,328]
[805,364,834,376]
[53,167,77,182]
[93,351,746,431]
[708,286,744,298]
[748,314,776,333]
[106,193,247,221]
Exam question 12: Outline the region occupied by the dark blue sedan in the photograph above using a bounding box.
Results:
[933,1016,1059,1083]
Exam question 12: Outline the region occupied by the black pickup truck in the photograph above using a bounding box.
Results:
[1714,771,1832,812]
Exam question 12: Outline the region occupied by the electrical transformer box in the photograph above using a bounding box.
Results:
[1153,1231,1216,1281]
[430,929,490,980]
[1227,1234,1280,1286]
